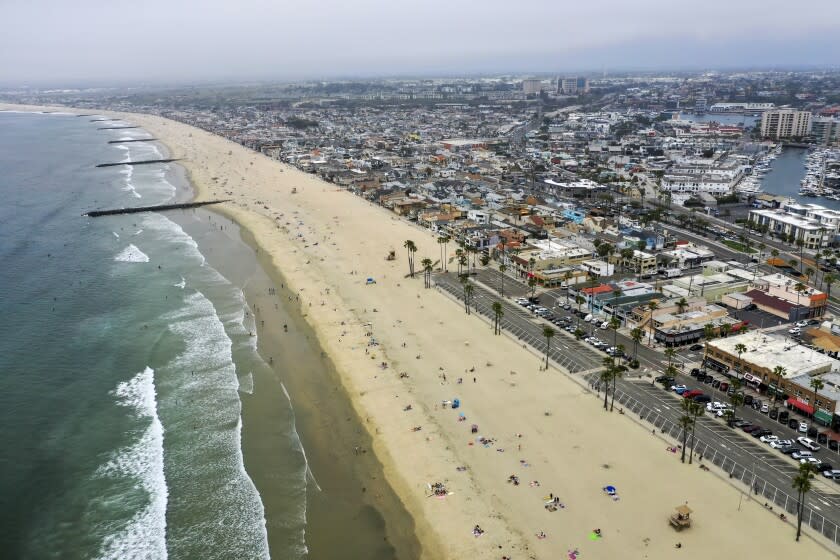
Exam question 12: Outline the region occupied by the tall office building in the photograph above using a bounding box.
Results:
[760,109,812,139]
[522,79,543,95]
[811,117,839,145]
[557,76,588,95]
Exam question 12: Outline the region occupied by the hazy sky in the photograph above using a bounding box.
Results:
[2,0,839,85]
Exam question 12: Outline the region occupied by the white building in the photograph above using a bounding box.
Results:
[749,201,840,248]
[760,109,812,140]
[522,79,544,95]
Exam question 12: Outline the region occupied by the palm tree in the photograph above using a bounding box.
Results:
[789,259,799,271]
[575,295,585,329]
[480,254,490,267]
[647,300,659,344]
[728,378,744,426]
[421,257,433,288]
[528,276,538,300]
[810,377,825,421]
[805,267,815,286]
[542,326,555,369]
[795,238,805,273]
[563,271,573,302]
[664,346,677,372]
[771,365,787,406]
[499,263,507,296]
[688,400,705,464]
[455,248,464,275]
[678,398,694,463]
[458,255,468,278]
[404,240,417,277]
[599,357,614,411]
[610,348,626,412]
[464,282,474,314]
[630,327,643,359]
[442,235,451,271]
[793,463,816,542]
[720,323,732,338]
[825,273,835,301]
[491,301,504,335]
[734,343,747,376]
[437,236,447,271]
[676,297,689,314]
[771,248,780,260]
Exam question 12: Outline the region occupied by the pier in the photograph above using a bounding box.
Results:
[85,200,229,217]
[95,158,179,168]
[107,138,158,144]
[97,126,140,130]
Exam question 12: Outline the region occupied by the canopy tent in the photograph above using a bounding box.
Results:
[787,398,814,416]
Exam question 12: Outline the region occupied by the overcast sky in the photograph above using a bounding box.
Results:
[2,0,839,85]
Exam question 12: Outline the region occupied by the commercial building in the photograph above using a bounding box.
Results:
[651,303,740,346]
[709,102,775,113]
[522,79,544,95]
[558,77,589,95]
[746,272,828,321]
[704,331,838,426]
[760,109,812,140]
[748,201,840,249]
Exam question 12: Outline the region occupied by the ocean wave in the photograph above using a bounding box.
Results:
[96,367,168,560]
[161,290,270,558]
[237,371,254,394]
[114,244,149,263]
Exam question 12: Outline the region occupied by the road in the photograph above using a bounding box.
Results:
[591,373,840,545]
[435,266,840,547]
[434,271,604,373]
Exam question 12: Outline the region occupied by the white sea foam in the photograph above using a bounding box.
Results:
[174,277,186,289]
[161,290,271,558]
[114,244,149,263]
[96,367,168,560]
[237,371,254,394]
[112,232,120,238]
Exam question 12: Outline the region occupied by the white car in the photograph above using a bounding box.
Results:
[760,403,769,414]
[760,434,779,444]
[795,320,809,328]
[797,437,821,451]
[788,328,801,335]
[792,450,814,460]
[770,439,793,449]
[799,422,809,433]
[823,470,840,480]
[600,321,610,329]
[706,401,725,411]
[800,457,822,467]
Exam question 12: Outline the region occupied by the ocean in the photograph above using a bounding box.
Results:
[0,112,307,559]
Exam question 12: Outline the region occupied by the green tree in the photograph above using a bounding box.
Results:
[728,378,744,426]
[688,400,705,464]
[455,247,464,275]
[421,257,433,288]
[437,236,447,271]
[542,326,555,369]
[528,276,538,299]
[404,240,417,277]
[480,254,490,267]
[678,399,694,463]
[825,273,835,300]
[793,463,816,542]
[499,263,507,296]
[464,282,474,314]
[676,297,689,314]
[630,327,643,359]
[734,343,747,375]
[599,357,615,411]
[492,301,504,335]
[575,295,585,329]
[810,377,825,420]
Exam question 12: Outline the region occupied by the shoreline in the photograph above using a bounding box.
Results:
[3,103,835,559]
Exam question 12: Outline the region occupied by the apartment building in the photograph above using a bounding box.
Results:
[749,201,840,248]
[760,109,812,139]
[522,79,544,95]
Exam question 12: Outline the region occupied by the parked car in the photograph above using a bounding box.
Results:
[823,470,840,480]
[795,320,809,328]
[683,389,703,399]
[672,385,688,394]
[690,368,701,377]
[799,422,809,433]
[744,395,754,406]
[800,457,822,467]
[788,418,800,430]
[760,434,779,443]
[769,409,779,420]
[816,463,835,473]
[739,423,754,432]
[778,445,798,455]
[689,344,704,351]
[797,437,821,451]
[752,429,773,438]
[770,439,793,448]
[792,450,814,460]
[788,327,801,335]
[693,395,712,404]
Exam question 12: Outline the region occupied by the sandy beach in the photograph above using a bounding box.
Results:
[5,104,835,559]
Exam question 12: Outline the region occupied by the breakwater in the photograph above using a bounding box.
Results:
[108,138,158,144]
[96,158,179,168]
[85,200,229,217]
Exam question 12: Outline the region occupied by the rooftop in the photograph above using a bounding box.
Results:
[708,331,837,377]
